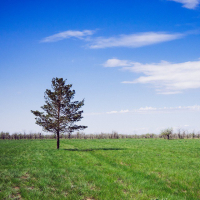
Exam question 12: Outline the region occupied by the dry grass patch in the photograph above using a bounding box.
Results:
[21,173,29,180]
[27,186,34,190]
[12,193,22,199]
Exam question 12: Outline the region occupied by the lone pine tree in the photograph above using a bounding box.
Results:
[31,77,87,149]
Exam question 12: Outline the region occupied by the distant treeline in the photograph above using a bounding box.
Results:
[0,130,200,140]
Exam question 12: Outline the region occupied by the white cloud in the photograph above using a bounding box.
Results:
[89,32,184,49]
[106,105,200,114]
[106,107,157,114]
[168,0,200,9]
[105,58,200,94]
[106,110,130,114]
[103,58,131,67]
[85,105,200,116]
[120,109,130,113]
[41,30,187,48]
[41,30,94,42]
[138,107,157,111]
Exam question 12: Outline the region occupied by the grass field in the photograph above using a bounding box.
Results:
[0,139,200,200]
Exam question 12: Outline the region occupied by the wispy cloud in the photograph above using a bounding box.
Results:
[168,0,200,9]
[106,109,130,114]
[104,58,200,94]
[107,105,200,114]
[85,105,200,116]
[41,30,185,47]
[41,30,94,42]
[89,32,184,49]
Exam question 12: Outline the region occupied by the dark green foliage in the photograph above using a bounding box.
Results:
[31,78,87,148]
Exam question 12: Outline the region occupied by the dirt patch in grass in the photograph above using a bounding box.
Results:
[90,186,96,190]
[120,161,131,166]
[63,192,68,196]
[123,189,127,194]
[27,186,34,190]
[12,193,22,199]
[50,187,57,191]
[116,178,124,184]
[21,176,28,179]
[21,173,29,180]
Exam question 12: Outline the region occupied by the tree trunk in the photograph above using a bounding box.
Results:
[57,98,61,149]
[167,134,169,140]
[57,131,60,149]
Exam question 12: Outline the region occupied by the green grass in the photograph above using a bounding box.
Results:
[0,139,200,200]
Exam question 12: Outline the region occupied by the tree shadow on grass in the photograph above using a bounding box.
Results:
[64,148,126,151]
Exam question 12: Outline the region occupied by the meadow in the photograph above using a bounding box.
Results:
[0,139,200,200]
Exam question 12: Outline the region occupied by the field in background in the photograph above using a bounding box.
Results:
[0,139,200,199]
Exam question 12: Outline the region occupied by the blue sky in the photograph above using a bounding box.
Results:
[1,0,200,134]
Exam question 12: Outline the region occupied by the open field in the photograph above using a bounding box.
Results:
[0,139,200,200]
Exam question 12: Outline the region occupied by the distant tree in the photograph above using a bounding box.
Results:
[31,77,87,149]
[161,128,173,140]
